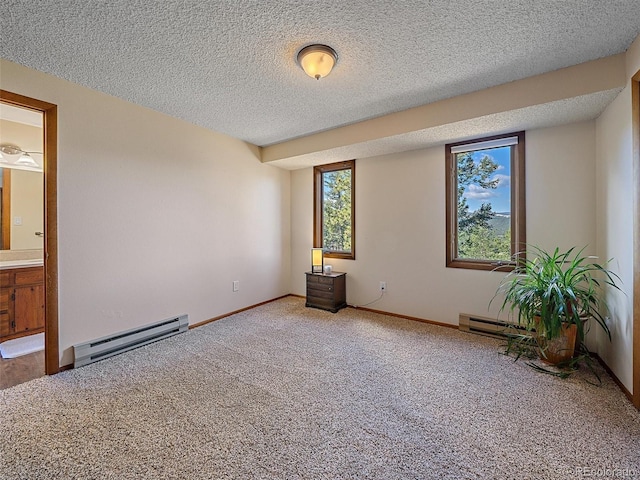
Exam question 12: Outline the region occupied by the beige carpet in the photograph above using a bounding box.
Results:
[1,296,639,479]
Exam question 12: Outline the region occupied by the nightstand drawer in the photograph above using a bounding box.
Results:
[307,282,333,292]
[307,287,335,299]
[306,275,336,285]
[306,297,336,310]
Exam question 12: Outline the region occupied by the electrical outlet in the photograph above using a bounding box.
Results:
[379,281,386,291]
[233,280,240,292]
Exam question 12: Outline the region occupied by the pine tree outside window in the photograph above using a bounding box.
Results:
[445,132,526,271]
[314,160,355,260]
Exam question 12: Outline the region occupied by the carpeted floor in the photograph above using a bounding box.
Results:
[1,296,639,479]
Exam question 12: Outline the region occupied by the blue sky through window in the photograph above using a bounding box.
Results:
[463,146,510,214]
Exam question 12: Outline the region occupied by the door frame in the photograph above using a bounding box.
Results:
[1,169,10,249]
[633,70,640,409]
[1,90,59,375]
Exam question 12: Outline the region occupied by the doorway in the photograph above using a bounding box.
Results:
[633,71,640,410]
[0,90,58,383]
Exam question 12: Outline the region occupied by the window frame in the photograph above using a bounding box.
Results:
[313,159,356,260]
[445,131,526,271]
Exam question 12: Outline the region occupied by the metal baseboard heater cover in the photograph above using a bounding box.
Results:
[459,313,528,339]
[73,314,189,368]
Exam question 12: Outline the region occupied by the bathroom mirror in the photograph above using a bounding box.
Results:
[0,103,44,251]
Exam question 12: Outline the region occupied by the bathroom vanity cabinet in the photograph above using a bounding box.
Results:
[0,266,45,342]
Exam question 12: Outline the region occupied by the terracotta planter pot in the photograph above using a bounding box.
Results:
[534,319,578,365]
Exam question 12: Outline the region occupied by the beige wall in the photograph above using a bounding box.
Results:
[0,59,291,366]
[593,34,640,393]
[291,121,597,325]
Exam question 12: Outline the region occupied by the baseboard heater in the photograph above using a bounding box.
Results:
[459,313,528,339]
[73,314,189,368]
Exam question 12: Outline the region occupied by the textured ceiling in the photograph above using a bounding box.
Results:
[1,0,639,148]
[268,89,622,169]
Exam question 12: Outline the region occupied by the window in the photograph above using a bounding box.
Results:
[314,160,355,260]
[445,132,525,271]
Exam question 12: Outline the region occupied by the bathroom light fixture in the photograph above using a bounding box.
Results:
[297,44,338,80]
[0,145,43,171]
[0,145,24,156]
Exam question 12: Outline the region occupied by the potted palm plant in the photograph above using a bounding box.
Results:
[492,246,622,366]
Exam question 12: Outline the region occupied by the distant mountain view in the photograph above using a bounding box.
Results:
[489,212,510,235]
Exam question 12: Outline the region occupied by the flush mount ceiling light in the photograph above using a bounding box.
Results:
[297,44,338,80]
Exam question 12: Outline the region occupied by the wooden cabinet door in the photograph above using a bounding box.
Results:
[11,284,45,334]
[0,287,10,337]
[0,311,10,338]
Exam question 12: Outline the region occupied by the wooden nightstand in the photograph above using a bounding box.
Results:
[305,271,347,313]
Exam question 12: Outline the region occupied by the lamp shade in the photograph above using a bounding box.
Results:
[297,45,337,80]
[311,248,324,273]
